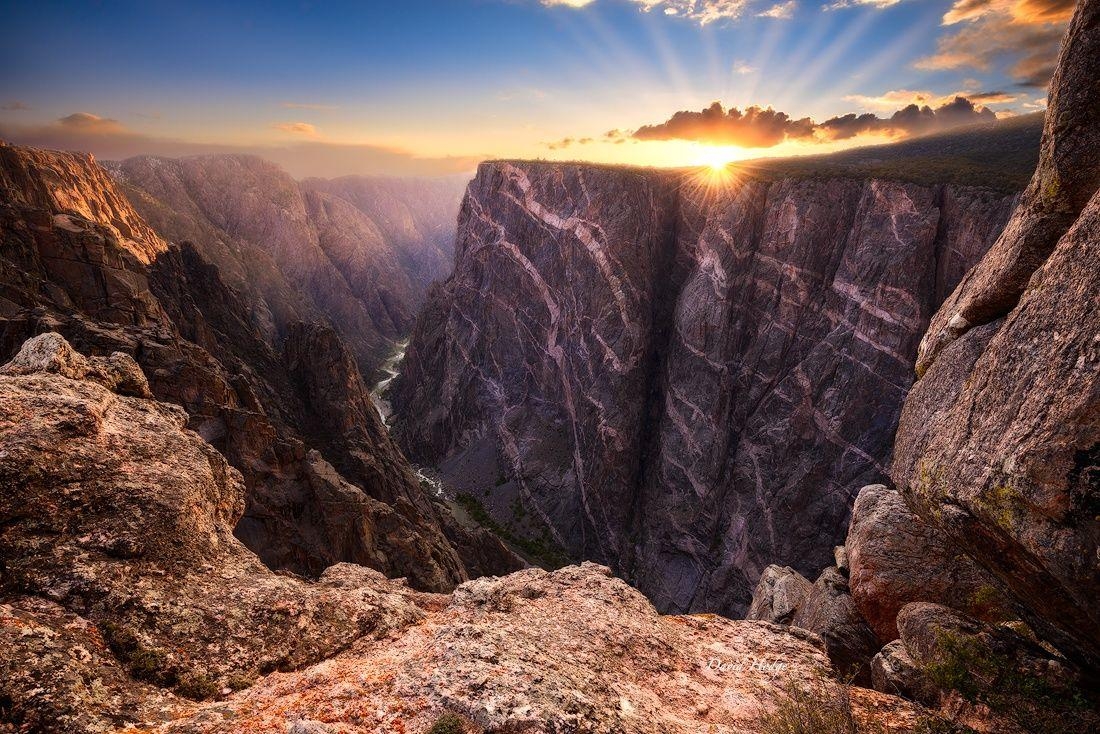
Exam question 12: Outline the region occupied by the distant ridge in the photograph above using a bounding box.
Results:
[745,113,1044,193]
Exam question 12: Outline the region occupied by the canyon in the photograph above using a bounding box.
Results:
[1,0,1099,728]
[391,139,1023,615]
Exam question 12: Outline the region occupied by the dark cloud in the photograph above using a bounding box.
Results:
[0,115,479,178]
[624,97,997,148]
[818,97,996,140]
[633,102,816,147]
[1,101,31,111]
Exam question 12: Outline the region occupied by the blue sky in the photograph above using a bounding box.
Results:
[0,0,1070,175]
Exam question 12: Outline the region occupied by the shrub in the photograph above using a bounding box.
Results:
[427,712,465,734]
[757,680,859,734]
[175,671,219,701]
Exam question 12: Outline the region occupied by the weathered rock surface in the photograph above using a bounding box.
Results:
[162,564,923,734]
[0,143,520,591]
[791,567,880,685]
[394,157,1018,614]
[845,484,1011,642]
[746,565,812,625]
[0,339,929,733]
[0,338,432,730]
[891,0,1100,672]
[893,603,1098,733]
[871,640,938,705]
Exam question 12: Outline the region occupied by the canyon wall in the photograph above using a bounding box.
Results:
[108,155,465,379]
[393,161,1017,614]
[0,141,519,589]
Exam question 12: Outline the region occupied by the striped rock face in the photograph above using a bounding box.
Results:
[393,161,1015,614]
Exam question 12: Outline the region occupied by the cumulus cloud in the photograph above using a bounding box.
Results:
[757,1,796,19]
[624,96,997,147]
[0,115,478,178]
[273,121,318,136]
[917,0,1072,87]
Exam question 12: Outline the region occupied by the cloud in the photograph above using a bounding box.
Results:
[273,121,318,136]
[845,88,1017,109]
[941,0,1075,24]
[57,112,128,134]
[732,60,757,74]
[1,101,31,111]
[757,1,796,19]
[918,0,1072,87]
[545,136,595,150]
[634,102,815,147]
[823,0,904,11]
[625,96,997,147]
[280,101,340,110]
[0,115,479,178]
[541,0,750,25]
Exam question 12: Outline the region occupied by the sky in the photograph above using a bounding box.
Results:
[0,0,1074,177]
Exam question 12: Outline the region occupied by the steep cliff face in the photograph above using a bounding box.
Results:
[394,160,1017,614]
[109,155,465,378]
[891,0,1100,672]
[0,142,519,591]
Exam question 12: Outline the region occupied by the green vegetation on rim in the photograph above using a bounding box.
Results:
[455,492,570,569]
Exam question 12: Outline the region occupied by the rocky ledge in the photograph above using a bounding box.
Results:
[0,333,937,733]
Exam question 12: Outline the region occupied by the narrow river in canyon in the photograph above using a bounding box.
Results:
[369,339,447,499]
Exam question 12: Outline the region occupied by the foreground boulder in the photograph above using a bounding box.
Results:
[791,567,880,686]
[845,484,1012,642]
[0,334,931,733]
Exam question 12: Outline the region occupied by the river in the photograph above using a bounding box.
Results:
[369,339,445,498]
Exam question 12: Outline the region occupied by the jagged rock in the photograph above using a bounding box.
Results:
[0,331,151,397]
[892,0,1100,671]
[747,565,813,624]
[0,141,521,591]
[846,484,1011,642]
[834,546,849,575]
[871,641,939,705]
[915,1,1100,374]
[0,350,926,732]
[394,157,1018,616]
[792,567,880,685]
[0,340,433,729]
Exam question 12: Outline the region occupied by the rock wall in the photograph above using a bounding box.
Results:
[394,161,1017,614]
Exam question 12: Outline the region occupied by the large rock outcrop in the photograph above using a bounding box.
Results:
[393,153,1020,614]
[891,0,1100,672]
[0,335,931,733]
